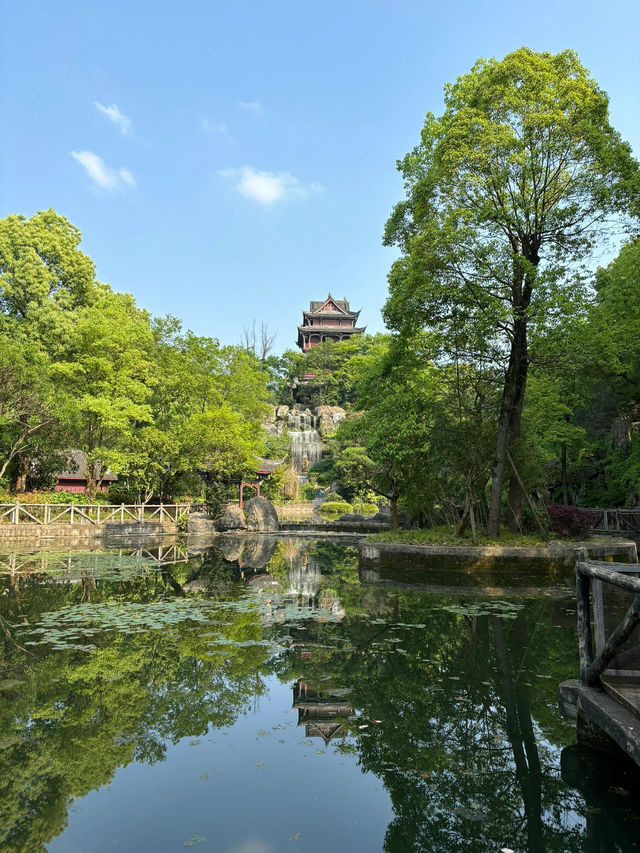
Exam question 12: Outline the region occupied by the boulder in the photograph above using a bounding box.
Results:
[214,504,248,532]
[369,505,392,523]
[276,405,290,419]
[315,405,346,435]
[188,512,216,534]
[244,496,280,532]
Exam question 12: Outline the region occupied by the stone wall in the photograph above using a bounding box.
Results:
[0,520,178,544]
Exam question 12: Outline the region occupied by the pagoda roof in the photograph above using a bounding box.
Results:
[304,294,363,318]
[302,308,361,320]
[297,325,367,334]
[309,294,350,313]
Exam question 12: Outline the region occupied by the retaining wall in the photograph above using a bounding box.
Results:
[0,521,178,544]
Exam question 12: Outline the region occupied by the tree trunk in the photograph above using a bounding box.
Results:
[14,453,29,493]
[561,442,569,505]
[488,315,529,536]
[86,458,100,502]
[390,493,399,530]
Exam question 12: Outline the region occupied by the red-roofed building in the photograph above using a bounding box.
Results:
[296,294,365,352]
[54,450,117,494]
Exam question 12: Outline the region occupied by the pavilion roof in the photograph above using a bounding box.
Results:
[255,457,286,476]
[55,450,117,482]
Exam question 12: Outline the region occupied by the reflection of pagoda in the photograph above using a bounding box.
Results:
[292,679,354,746]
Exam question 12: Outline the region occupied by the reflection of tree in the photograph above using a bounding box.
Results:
[0,544,593,853]
[276,594,585,852]
[0,555,271,852]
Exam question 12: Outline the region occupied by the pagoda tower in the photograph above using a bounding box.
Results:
[296,294,365,352]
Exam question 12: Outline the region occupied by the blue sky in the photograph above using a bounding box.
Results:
[2,0,639,353]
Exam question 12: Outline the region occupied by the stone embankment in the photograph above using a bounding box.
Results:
[359,537,638,571]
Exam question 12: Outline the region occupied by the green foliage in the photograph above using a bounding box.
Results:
[0,212,271,500]
[319,501,352,518]
[204,481,235,518]
[0,490,110,505]
[351,500,378,516]
[383,47,640,532]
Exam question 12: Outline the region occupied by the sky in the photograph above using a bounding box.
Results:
[1,0,639,353]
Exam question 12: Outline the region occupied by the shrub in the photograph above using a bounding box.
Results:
[321,491,343,503]
[0,490,110,505]
[547,505,597,539]
[351,500,379,517]
[319,501,352,518]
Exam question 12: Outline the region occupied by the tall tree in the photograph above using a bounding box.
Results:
[383,47,639,535]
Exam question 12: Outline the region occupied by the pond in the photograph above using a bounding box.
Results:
[1,535,639,852]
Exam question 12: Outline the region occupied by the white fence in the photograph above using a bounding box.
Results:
[0,503,193,526]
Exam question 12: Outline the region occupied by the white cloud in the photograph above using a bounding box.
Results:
[238,101,263,116]
[70,150,136,191]
[218,166,322,205]
[201,117,231,141]
[93,102,133,136]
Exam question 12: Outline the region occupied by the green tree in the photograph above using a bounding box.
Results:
[384,47,640,535]
[0,210,96,318]
[56,288,156,499]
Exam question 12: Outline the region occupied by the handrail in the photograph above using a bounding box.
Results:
[0,503,194,525]
[575,548,640,685]
[583,507,640,533]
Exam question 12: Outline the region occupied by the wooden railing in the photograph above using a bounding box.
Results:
[0,503,193,526]
[585,508,640,534]
[575,548,640,685]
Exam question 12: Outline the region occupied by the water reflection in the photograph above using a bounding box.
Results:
[0,537,639,851]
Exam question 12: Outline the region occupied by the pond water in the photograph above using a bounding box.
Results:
[1,535,640,852]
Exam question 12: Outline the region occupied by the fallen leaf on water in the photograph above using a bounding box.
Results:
[609,786,630,796]
[184,837,206,847]
[289,833,302,841]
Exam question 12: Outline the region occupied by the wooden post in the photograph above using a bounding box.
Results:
[12,504,18,524]
[120,504,124,522]
[604,510,609,532]
[70,505,75,524]
[138,505,143,523]
[239,482,244,509]
[44,505,50,525]
[96,505,101,524]
[575,548,593,682]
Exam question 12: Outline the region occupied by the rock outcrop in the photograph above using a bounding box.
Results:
[314,405,346,435]
[214,504,248,532]
[244,496,280,532]
[188,512,217,534]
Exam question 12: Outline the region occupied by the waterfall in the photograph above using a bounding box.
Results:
[288,429,323,477]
